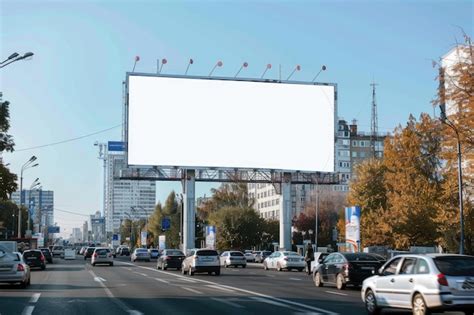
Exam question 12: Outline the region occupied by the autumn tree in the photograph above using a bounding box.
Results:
[147,192,181,248]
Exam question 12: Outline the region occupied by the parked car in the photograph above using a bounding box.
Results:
[22,250,46,270]
[220,251,247,268]
[309,252,330,274]
[314,252,385,290]
[361,254,474,315]
[157,249,185,270]
[91,247,114,266]
[39,248,53,264]
[0,250,30,288]
[131,248,151,262]
[148,249,160,259]
[83,247,96,260]
[254,251,272,263]
[182,249,220,276]
[263,251,305,272]
[244,252,256,263]
[52,245,64,257]
[118,247,130,256]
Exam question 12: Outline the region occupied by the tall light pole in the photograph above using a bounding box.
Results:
[0,52,34,69]
[27,178,40,233]
[439,67,464,255]
[19,156,38,238]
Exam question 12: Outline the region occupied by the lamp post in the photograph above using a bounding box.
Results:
[0,52,34,69]
[27,178,40,233]
[19,156,38,238]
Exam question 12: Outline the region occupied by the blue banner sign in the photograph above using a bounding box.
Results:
[48,226,60,233]
[161,217,171,230]
[108,141,125,152]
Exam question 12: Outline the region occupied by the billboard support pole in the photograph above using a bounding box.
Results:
[279,173,292,251]
[182,170,196,253]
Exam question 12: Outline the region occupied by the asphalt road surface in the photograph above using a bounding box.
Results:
[0,255,467,315]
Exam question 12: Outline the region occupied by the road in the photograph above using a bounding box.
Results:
[0,255,464,315]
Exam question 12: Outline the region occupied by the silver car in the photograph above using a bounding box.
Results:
[131,248,151,262]
[91,247,114,266]
[0,250,31,288]
[220,251,247,268]
[263,251,305,272]
[362,254,474,315]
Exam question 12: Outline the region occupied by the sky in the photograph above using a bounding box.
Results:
[0,0,472,238]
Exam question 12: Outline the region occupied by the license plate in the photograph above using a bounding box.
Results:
[27,257,36,260]
[201,258,213,262]
[361,267,374,270]
[100,255,107,258]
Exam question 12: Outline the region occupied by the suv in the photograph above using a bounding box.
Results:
[22,250,46,270]
[220,251,246,268]
[362,254,474,315]
[91,248,114,266]
[52,245,64,258]
[182,249,220,276]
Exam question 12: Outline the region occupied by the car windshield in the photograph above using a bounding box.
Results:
[231,252,244,256]
[166,250,184,256]
[196,250,218,256]
[434,256,474,276]
[23,251,42,258]
[283,252,300,256]
[0,252,20,262]
[96,249,109,255]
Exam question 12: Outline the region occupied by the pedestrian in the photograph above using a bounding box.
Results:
[304,242,314,275]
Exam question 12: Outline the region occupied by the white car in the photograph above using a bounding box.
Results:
[131,248,151,262]
[263,251,305,272]
[361,254,474,315]
[91,247,114,266]
[310,252,330,274]
[220,251,246,268]
[182,249,220,276]
[244,252,255,263]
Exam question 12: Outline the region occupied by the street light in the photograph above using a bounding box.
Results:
[27,178,41,232]
[0,52,34,69]
[19,156,38,238]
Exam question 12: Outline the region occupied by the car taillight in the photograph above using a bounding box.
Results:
[93,253,98,258]
[283,257,288,261]
[40,255,45,261]
[437,274,449,286]
[17,264,25,272]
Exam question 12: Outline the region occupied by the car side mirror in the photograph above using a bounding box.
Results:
[318,258,323,263]
[377,267,383,276]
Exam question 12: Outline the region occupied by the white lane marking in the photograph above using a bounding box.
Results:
[21,306,34,315]
[155,278,170,284]
[138,273,148,277]
[210,297,245,308]
[177,278,197,283]
[29,293,41,303]
[251,297,307,311]
[89,269,142,315]
[117,261,338,315]
[181,287,203,295]
[204,285,236,293]
[266,274,275,277]
[290,278,302,281]
[94,276,107,282]
[324,291,348,296]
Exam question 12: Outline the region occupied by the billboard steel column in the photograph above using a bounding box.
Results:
[279,173,292,251]
[183,170,196,253]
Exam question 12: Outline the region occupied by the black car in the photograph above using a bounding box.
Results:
[84,247,96,260]
[313,252,385,290]
[157,249,185,270]
[119,247,130,256]
[23,250,46,270]
[39,248,53,264]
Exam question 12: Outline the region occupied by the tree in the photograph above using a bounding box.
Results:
[0,100,17,200]
[147,192,181,248]
[0,201,20,238]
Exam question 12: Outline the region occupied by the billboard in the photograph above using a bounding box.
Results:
[140,231,147,247]
[345,206,361,252]
[205,225,216,250]
[127,75,335,172]
[48,226,60,234]
[159,235,166,251]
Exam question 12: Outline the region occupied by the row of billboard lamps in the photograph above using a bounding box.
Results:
[132,56,327,81]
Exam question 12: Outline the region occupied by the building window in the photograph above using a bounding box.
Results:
[352,152,357,157]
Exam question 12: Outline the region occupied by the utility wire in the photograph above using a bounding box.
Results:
[54,207,90,217]
[15,124,122,152]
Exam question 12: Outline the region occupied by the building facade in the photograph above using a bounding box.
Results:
[82,220,89,243]
[71,228,82,244]
[90,211,106,243]
[11,189,54,232]
[104,141,156,233]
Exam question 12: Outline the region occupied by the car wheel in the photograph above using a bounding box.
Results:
[92,263,95,267]
[263,262,268,270]
[242,265,246,268]
[162,263,167,271]
[224,263,228,268]
[277,263,282,272]
[365,289,380,315]
[314,272,323,287]
[181,266,186,275]
[412,293,431,315]
[297,268,304,272]
[462,308,474,315]
[336,273,346,290]
[110,263,113,266]
[215,270,220,276]
[41,265,45,270]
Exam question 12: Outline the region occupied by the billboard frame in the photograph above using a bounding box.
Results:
[124,72,337,177]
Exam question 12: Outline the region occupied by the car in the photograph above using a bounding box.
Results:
[254,251,272,263]
[79,246,87,255]
[0,250,31,288]
[314,252,385,290]
[309,252,330,274]
[157,249,185,270]
[361,254,474,315]
[181,249,220,276]
[131,248,151,262]
[220,251,247,268]
[22,250,46,270]
[39,248,53,264]
[148,249,160,259]
[52,245,64,257]
[244,252,256,263]
[91,247,114,266]
[83,247,96,260]
[263,251,305,272]
[119,247,130,256]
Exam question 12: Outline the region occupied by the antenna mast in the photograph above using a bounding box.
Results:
[370,82,379,158]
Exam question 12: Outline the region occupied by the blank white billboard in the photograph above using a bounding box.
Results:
[127,75,335,172]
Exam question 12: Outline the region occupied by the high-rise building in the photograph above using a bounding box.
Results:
[71,228,82,244]
[104,141,156,233]
[82,220,89,243]
[11,189,54,232]
[90,211,106,243]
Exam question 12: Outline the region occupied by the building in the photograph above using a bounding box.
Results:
[11,189,54,232]
[71,228,82,244]
[90,211,106,243]
[249,119,387,219]
[82,220,89,243]
[104,141,156,233]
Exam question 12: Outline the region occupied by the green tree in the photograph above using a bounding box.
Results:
[147,192,181,248]
[0,201,20,238]
[0,100,17,200]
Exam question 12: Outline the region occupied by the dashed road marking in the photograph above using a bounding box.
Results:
[154,278,169,284]
[21,306,34,315]
[177,278,197,283]
[324,291,348,296]
[210,297,245,308]
[290,278,302,281]
[181,287,203,295]
[205,284,236,293]
[29,293,41,303]
[94,276,107,282]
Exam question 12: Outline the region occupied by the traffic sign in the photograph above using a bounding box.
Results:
[161,217,171,230]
